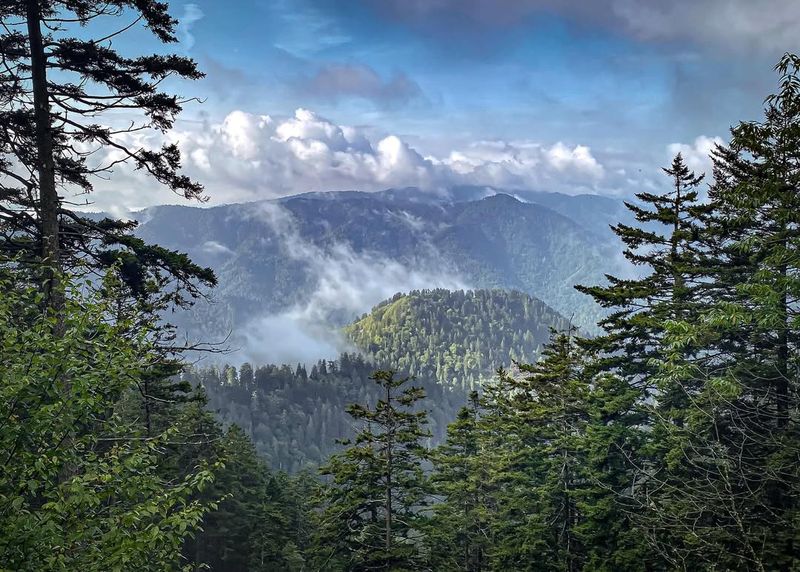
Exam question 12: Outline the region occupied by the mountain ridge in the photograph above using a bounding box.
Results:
[130,186,630,360]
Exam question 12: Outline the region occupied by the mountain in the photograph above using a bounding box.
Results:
[133,186,632,359]
[188,287,569,472]
[345,289,570,389]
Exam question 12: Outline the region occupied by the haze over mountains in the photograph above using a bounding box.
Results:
[133,186,635,363]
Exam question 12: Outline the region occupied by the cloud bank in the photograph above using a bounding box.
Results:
[89,107,629,210]
[75,105,722,213]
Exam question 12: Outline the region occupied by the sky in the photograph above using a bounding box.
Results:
[82,0,800,212]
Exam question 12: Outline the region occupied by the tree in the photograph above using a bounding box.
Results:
[0,274,215,571]
[313,370,430,571]
[573,153,710,568]
[179,419,307,572]
[638,53,800,571]
[427,391,492,571]
[576,152,708,389]
[0,0,214,315]
[490,331,592,571]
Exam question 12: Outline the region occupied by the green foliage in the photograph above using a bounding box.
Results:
[175,405,312,572]
[426,393,492,571]
[185,355,468,472]
[0,278,214,571]
[346,289,570,389]
[312,371,431,571]
[634,52,800,571]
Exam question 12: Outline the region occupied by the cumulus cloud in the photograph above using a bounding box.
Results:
[298,63,423,107]
[191,109,607,199]
[437,139,605,189]
[78,106,623,211]
[239,202,469,364]
[667,135,724,177]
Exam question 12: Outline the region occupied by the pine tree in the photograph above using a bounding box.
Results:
[640,53,800,571]
[427,391,491,571]
[313,370,431,571]
[576,152,708,387]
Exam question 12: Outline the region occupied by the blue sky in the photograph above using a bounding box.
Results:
[89,0,800,210]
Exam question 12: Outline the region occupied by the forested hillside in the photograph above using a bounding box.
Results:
[346,289,570,388]
[134,188,623,352]
[185,355,469,472]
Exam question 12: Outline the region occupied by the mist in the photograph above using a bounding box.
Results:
[237,202,469,365]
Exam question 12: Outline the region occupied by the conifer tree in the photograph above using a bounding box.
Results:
[502,331,591,572]
[576,152,708,387]
[574,153,710,568]
[313,370,430,571]
[1,0,214,311]
[427,391,491,571]
[640,53,800,571]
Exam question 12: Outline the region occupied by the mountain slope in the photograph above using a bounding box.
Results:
[133,187,629,357]
[191,288,569,471]
[345,289,570,389]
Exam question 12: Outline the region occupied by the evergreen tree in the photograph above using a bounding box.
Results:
[313,370,431,571]
[427,392,491,571]
[640,53,800,571]
[576,152,708,387]
[494,331,591,571]
[573,153,710,568]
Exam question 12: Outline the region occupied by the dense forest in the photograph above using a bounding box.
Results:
[187,355,469,472]
[346,289,570,388]
[3,1,800,571]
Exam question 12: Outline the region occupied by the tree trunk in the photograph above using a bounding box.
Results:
[385,381,393,561]
[26,0,62,316]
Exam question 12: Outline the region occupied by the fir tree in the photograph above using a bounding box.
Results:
[640,53,800,571]
[427,391,491,571]
[576,152,708,388]
[313,370,431,571]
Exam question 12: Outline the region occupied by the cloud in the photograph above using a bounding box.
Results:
[187,109,610,200]
[297,63,423,107]
[364,0,800,54]
[238,202,469,364]
[201,240,234,255]
[176,3,204,52]
[437,139,605,189]
[77,107,635,211]
[667,135,724,177]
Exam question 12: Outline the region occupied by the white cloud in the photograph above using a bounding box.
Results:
[201,240,234,255]
[437,139,605,190]
[76,107,637,211]
[238,202,469,364]
[177,3,204,52]
[667,135,724,177]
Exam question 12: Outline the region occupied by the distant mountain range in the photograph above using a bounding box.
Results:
[133,186,634,360]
